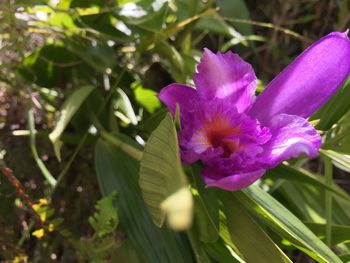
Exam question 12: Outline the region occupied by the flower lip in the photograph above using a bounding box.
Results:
[197,114,241,157]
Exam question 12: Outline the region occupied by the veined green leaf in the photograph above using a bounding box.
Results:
[49,85,95,161]
[95,133,193,263]
[222,194,292,263]
[235,185,342,263]
[139,113,193,230]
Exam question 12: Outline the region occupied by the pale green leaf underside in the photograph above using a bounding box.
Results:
[139,113,190,227]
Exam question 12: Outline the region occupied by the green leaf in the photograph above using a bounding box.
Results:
[17,44,76,87]
[265,164,350,202]
[133,82,161,113]
[322,113,350,155]
[28,108,57,187]
[190,165,219,243]
[195,14,245,41]
[311,76,350,130]
[95,133,194,263]
[204,238,241,263]
[215,0,253,35]
[235,185,342,263]
[49,86,95,160]
[305,223,350,246]
[340,253,350,262]
[120,3,169,32]
[222,194,292,263]
[88,192,119,238]
[139,113,193,229]
[320,149,350,172]
[116,88,138,125]
[154,41,185,79]
[66,40,116,72]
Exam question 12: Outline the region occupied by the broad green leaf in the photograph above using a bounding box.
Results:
[190,165,219,243]
[139,113,193,229]
[235,185,342,263]
[95,133,194,263]
[49,86,95,160]
[222,194,292,263]
[112,240,143,263]
[142,108,168,135]
[186,228,211,263]
[305,223,350,246]
[204,238,241,263]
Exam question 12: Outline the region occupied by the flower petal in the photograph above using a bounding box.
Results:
[158,83,197,115]
[194,48,257,113]
[202,167,265,191]
[250,31,350,125]
[259,114,322,167]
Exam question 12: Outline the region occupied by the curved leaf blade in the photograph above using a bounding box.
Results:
[222,194,292,263]
[139,113,193,229]
[95,133,194,263]
[235,185,342,263]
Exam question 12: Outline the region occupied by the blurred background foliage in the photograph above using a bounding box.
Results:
[0,0,350,262]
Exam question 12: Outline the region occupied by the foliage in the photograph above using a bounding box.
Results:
[0,0,350,262]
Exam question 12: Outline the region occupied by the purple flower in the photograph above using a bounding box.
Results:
[159,32,350,191]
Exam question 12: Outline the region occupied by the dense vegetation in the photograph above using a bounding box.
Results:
[1,0,350,262]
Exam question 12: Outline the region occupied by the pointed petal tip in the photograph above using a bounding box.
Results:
[329,30,350,40]
[250,30,350,123]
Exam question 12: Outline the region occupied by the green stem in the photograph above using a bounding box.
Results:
[28,107,57,187]
[324,155,333,247]
[90,113,143,161]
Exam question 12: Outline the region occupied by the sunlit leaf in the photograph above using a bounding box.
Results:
[235,185,342,263]
[95,133,194,262]
[222,194,292,263]
[139,113,193,230]
[49,85,95,160]
[306,223,350,246]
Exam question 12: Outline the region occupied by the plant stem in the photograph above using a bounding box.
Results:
[90,113,143,161]
[324,155,333,247]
